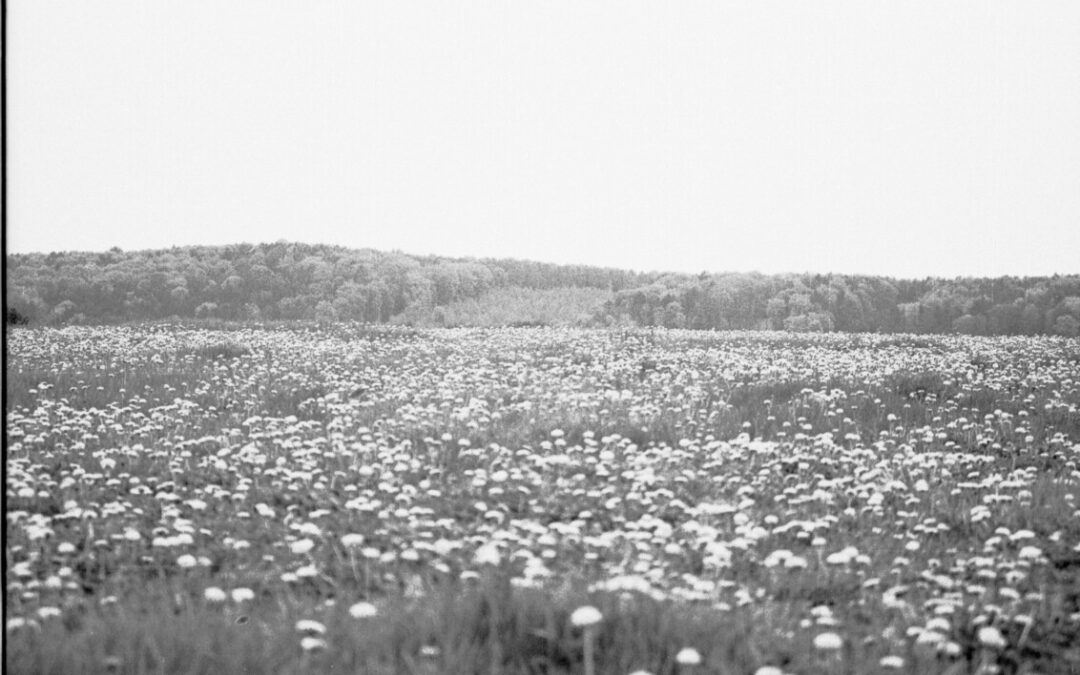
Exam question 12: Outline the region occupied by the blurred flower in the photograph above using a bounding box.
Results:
[203,587,227,603]
[813,633,843,650]
[675,648,702,665]
[349,601,378,619]
[571,605,603,627]
[296,619,327,634]
[290,539,315,555]
[231,588,255,603]
[300,637,327,651]
[340,533,365,547]
[474,543,502,566]
[176,554,197,568]
[6,617,40,631]
[1018,546,1043,561]
[977,626,1007,649]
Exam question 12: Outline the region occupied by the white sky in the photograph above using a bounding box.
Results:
[8,1,1080,278]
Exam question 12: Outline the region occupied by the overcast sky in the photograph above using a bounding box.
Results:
[8,2,1080,278]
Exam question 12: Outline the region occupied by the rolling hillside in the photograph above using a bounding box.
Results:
[5,242,1080,335]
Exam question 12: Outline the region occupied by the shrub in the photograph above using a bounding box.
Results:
[6,307,31,326]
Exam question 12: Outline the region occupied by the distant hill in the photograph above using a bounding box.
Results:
[5,242,1080,335]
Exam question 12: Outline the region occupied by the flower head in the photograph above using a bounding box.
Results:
[675,647,702,665]
[296,619,327,634]
[813,632,843,650]
[977,626,1007,649]
[203,587,227,603]
[349,601,378,619]
[176,554,197,568]
[290,539,315,555]
[340,533,365,547]
[570,605,603,628]
[231,587,255,603]
[300,636,327,651]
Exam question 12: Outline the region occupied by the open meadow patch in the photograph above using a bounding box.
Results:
[5,325,1080,674]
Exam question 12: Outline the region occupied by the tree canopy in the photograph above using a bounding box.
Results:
[5,242,1079,336]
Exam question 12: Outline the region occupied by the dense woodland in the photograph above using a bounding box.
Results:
[5,242,1080,335]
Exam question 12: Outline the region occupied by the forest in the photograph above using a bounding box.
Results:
[5,241,1080,335]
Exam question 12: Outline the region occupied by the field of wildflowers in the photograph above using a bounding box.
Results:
[5,325,1080,674]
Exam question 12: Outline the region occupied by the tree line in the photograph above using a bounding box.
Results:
[597,272,1080,335]
[5,243,643,325]
[5,242,1079,336]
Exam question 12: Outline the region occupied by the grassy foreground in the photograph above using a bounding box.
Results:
[5,325,1080,674]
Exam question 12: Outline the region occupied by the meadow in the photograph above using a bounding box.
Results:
[5,324,1080,675]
